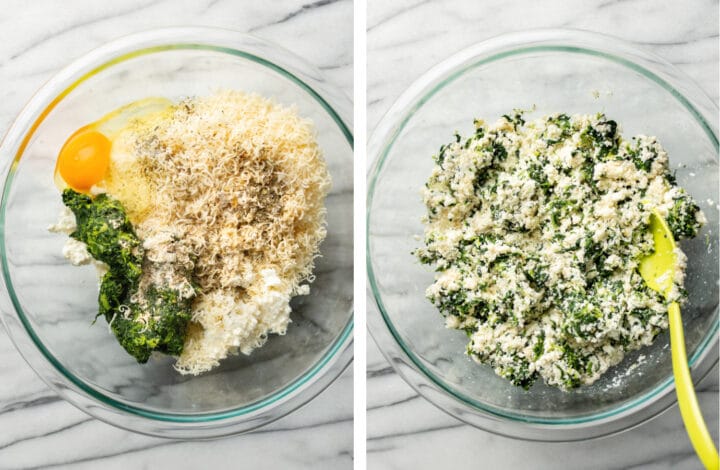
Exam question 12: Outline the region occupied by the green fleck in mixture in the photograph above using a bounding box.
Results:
[415,112,705,390]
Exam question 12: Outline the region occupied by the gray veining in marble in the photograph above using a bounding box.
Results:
[0,1,352,468]
[367,1,719,469]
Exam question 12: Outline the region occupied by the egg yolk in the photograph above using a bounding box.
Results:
[56,128,111,191]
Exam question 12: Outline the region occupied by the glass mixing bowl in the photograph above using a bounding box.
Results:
[0,27,353,438]
[367,29,718,441]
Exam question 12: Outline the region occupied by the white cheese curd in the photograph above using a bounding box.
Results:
[174,269,293,374]
[62,238,92,266]
[47,206,77,234]
[50,209,109,278]
[49,207,92,266]
[415,111,704,390]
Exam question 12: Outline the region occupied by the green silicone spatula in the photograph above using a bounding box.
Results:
[639,210,719,470]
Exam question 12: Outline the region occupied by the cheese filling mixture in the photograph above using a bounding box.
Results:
[415,112,704,390]
[50,90,330,375]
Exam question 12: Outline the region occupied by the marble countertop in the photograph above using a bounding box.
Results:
[367,1,719,469]
[0,1,352,469]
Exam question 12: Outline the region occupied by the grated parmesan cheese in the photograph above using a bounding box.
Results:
[134,91,329,375]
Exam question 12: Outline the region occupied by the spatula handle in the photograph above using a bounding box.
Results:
[669,302,719,470]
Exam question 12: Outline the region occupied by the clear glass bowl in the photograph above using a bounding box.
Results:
[367,29,718,441]
[0,27,353,438]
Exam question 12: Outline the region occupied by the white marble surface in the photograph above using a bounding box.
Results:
[367,1,719,469]
[0,1,352,469]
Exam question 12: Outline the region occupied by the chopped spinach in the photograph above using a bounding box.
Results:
[63,189,142,283]
[63,189,194,363]
[666,196,702,239]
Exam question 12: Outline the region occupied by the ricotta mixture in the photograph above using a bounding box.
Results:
[415,112,704,390]
[51,90,330,375]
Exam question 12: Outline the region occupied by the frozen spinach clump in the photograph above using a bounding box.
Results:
[63,189,193,363]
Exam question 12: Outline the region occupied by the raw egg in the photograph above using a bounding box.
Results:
[55,127,111,191]
[54,97,173,193]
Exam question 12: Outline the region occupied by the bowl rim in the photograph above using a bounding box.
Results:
[0,26,353,438]
[367,27,719,441]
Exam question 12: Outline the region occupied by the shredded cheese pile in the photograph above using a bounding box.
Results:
[107,90,330,374]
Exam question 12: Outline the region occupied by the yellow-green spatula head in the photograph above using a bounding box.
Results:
[639,209,719,470]
[639,209,677,297]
